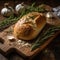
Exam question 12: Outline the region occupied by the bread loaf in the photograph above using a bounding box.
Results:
[13,12,46,40]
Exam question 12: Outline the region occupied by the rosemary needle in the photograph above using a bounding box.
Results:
[31,26,60,51]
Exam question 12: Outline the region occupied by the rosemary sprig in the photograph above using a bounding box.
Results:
[0,3,46,31]
[20,3,46,18]
[31,26,60,51]
[0,15,20,31]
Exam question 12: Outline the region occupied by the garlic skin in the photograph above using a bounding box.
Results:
[46,12,60,26]
[46,12,54,18]
[7,35,15,40]
[15,3,25,13]
[1,6,14,17]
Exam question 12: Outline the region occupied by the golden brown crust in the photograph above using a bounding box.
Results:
[13,12,46,40]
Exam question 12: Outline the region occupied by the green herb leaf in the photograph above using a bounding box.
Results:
[0,3,46,31]
[31,26,60,51]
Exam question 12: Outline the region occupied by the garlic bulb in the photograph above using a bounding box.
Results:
[15,2,25,14]
[46,12,60,26]
[1,3,14,17]
[46,12,54,18]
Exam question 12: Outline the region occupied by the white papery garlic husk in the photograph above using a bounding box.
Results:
[1,3,14,17]
[15,2,25,14]
[46,12,60,26]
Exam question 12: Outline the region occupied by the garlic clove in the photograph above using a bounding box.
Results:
[7,35,15,42]
[15,3,25,14]
[1,3,14,17]
[46,12,60,26]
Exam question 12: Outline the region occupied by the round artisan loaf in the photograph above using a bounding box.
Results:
[13,12,46,40]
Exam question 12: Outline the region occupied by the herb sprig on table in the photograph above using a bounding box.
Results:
[31,26,60,51]
[0,3,46,31]
[0,15,20,31]
[20,3,46,18]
